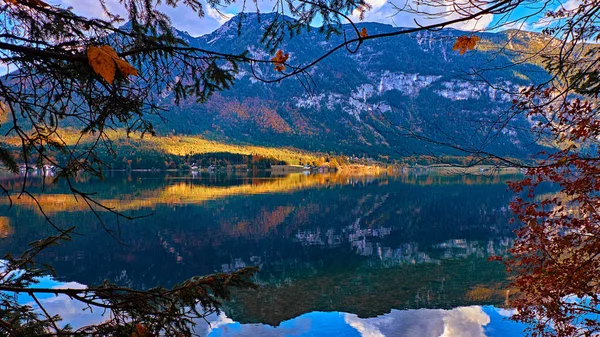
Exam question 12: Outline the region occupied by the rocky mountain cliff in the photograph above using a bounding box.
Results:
[156,13,549,159]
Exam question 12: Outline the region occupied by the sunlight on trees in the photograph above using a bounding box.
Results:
[2,0,600,335]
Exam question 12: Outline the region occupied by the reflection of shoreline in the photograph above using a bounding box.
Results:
[0,173,375,215]
[0,172,518,217]
[0,170,523,334]
[2,171,517,290]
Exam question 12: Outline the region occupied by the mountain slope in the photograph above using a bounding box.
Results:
[157,13,550,158]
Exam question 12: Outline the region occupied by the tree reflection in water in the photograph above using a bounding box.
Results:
[0,171,532,335]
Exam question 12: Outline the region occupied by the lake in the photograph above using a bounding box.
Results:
[0,170,526,336]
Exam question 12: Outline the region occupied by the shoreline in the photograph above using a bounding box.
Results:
[0,164,526,174]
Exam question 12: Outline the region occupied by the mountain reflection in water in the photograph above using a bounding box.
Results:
[21,276,522,337]
[0,171,527,335]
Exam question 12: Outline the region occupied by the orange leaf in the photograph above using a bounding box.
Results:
[270,49,289,72]
[87,45,138,84]
[452,35,481,55]
[131,323,153,337]
[115,58,138,78]
[359,27,368,38]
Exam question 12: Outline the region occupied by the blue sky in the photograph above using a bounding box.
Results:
[0,0,570,75]
[47,0,577,37]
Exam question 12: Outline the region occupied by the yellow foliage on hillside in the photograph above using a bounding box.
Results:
[150,135,309,163]
[1,129,318,165]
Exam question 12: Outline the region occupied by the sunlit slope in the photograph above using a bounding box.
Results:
[1,129,320,165]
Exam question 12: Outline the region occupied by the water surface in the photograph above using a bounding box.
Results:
[0,171,526,336]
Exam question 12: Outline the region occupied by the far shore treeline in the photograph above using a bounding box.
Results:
[0,129,515,171]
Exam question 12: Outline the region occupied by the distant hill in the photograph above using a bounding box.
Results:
[6,13,551,161]
[148,13,550,159]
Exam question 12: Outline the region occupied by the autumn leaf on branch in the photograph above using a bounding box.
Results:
[452,36,480,55]
[271,49,289,72]
[131,323,154,337]
[87,45,138,84]
[5,0,49,7]
[359,28,368,38]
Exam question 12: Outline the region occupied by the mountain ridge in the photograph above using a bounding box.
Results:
[145,13,549,159]
[34,14,550,160]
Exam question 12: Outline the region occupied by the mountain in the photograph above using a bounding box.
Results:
[147,14,550,159]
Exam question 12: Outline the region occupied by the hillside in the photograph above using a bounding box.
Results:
[147,13,550,159]
[0,13,551,161]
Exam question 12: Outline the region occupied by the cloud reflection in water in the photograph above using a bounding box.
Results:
[23,277,523,336]
[206,306,523,336]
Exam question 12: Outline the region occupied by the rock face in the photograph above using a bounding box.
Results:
[157,13,549,158]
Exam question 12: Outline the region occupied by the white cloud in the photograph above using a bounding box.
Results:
[349,0,494,31]
[494,307,517,318]
[22,280,107,329]
[344,313,386,337]
[440,306,490,337]
[52,281,88,290]
[159,2,225,36]
[450,13,494,31]
[32,293,107,328]
[206,312,236,334]
[196,306,503,337]
[19,278,501,337]
[351,0,388,21]
[342,306,492,337]
[561,0,581,11]
[206,5,233,25]
[529,0,581,31]
[47,0,498,38]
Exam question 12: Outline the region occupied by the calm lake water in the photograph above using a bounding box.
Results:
[0,171,527,336]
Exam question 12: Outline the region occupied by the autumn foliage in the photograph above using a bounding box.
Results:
[453,36,480,55]
[359,27,368,38]
[502,82,600,337]
[486,1,600,334]
[132,323,152,337]
[87,45,138,84]
[271,49,289,72]
[505,87,600,336]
